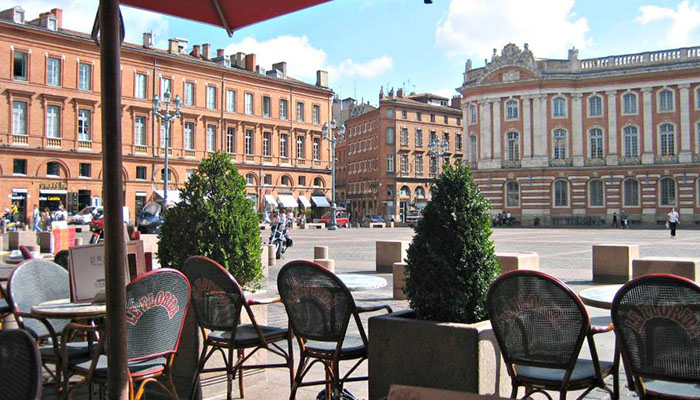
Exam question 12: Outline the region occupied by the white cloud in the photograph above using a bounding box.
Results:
[435,0,591,63]
[635,1,700,47]
[433,88,457,99]
[329,56,393,79]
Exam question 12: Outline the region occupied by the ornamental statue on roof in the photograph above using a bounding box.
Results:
[486,43,536,70]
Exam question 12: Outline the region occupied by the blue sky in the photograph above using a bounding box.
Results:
[7,0,700,104]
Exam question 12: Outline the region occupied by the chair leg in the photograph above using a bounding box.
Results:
[287,333,295,390]
[289,354,307,400]
[332,359,341,400]
[226,346,234,400]
[325,361,332,400]
[559,390,567,400]
[189,342,209,400]
[167,372,181,400]
[238,348,245,398]
[509,382,518,399]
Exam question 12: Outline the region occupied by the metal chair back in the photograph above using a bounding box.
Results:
[0,329,42,400]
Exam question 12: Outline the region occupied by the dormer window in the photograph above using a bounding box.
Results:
[47,17,57,31]
[14,9,24,23]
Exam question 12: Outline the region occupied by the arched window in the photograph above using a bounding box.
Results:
[659,123,675,156]
[588,95,603,117]
[623,179,639,207]
[281,176,291,186]
[469,104,477,124]
[623,126,639,158]
[415,186,425,198]
[245,173,255,185]
[46,161,61,177]
[553,129,567,159]
[505,181,519,207]
[588,128,603,159]
[553,180,569,207]
[313,177,324,187]
[552,97,567,117]
[658,89,674,112]
[160,168,172,181]
[623,92,637,114]
[588,179,604,207]
[660,177,676,206]
[400,185,410,198]
[506,131,519,161]
[505,99,519,120]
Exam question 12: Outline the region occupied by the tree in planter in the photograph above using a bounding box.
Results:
[158,151,263,288]
[404,162,500,323]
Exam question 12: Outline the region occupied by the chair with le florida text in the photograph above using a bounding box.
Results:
[0,329,43,400]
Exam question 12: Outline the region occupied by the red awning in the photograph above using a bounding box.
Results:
[121,0,330,36]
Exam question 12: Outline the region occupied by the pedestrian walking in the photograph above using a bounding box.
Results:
[620,210,629,229]
[611,212,618,228]
[667,207,679,238]
[32,205,42,232]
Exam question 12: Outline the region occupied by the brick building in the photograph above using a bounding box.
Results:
[337,89,463,223]
[460,43,700,226]
[0,6,334,224]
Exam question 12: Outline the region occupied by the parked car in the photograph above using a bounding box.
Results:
[70,206,102,225]
[319,210,349,226]
[364,214,385,224]
[136,201,165,234]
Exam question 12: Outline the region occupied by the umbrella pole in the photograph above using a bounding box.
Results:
[99,0,129,398]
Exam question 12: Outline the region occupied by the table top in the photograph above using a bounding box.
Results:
[578,284,623,310]
[336,273,387,292]
[31,298,106,319]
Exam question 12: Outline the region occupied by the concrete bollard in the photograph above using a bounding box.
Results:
[74,237,83,246]
[314,246,329,260]
[393,262,407,300]
[314,258,335,272]
[0,236,3,251]
[267,244,276,267]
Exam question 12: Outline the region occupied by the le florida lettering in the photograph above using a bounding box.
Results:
[126,290,180,325]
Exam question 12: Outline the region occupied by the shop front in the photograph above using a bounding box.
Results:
[9,188,28,224]
[39,182,68,212]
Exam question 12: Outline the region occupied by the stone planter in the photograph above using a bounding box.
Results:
[368,310,510,400]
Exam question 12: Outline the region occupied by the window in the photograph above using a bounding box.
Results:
[444,115,449,124]
[136,166,147,180]
[456,134,462,151]
[245,129,253,155]
[312,137,320,160]
[244,93,253,115]
[457,118,461,126]
[588,128,603,159]
[430,114,435,123]
[386,128,395,144]
[261,174,271,185]
[506,181,519,207]
[623,179,639,207]
[443,132,450,149]
[386,154,394,173]
[659,123,675,156]
[279,99,288,120]
[506,132,519,161]
[415,129,423,147]
[660,177,676,206]
[78,63,92,90]
[470,135,477,162]
[262,132,271,157]
[387,109,394,118]
[161,169,172,181]
[47,17,57,31]
[658,89,674,112]
[505,100,519,120]
[415,155,423,175]
[400,154,409,173]
[226,127,235,154]
[47,162,61,177]
[226,90,235,112]
[160,77,171,96]
[280,134,288,158]
[281,176,291,186]
[416,112,422,121]
[47,57,61,86]
[206,125,216,152]
[13,159,26,175]
[12,101,27,135]
[296,102,304,122]
[313,177,323,187]
[623,126,638,158]
[263,96,271,117]
[429,157,437,175]
[46,105,61,138]
[159,125,171,148]
[430,130,437,143]
[696,87,700,109]
[552,97,567,117]
[13,51,28,81]
[553,129,567,159]
[79,163,91,178]
[470,104,477,124]
[402,110,407,119]
[206,87,217,110]
[312,105,320,124]
[246,174,255,185]
[589,180,604,206]
[588,95,603,117]
[415,186,425,198]
[186,169,195,180]
[297,135,305,159]
[623,92,637,114]
[554,180,569,207]
[184,122,195,150]
[134,116,146,146]
[78,109,91,141]
[184,82,194,106]
[400,128,409,146]
[132,73,146,99]
[298,176,306,186]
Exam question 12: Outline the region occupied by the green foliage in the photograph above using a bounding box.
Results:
[404,163,501,323]
[158,152,263,288]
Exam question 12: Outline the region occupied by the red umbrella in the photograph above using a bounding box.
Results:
[96,1,329,398]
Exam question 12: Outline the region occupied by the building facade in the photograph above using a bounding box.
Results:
[459,43,700,226]
[337,89,463,222]
[0,6,334,224]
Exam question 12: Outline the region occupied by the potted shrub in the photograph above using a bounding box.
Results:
[369,163,508,399]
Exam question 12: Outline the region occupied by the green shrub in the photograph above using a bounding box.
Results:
[404,163,500,323]
[158,152,263,288]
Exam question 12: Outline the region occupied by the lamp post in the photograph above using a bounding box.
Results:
[322,119,346,230]
[152,90,182,206]
[428,136,449,176]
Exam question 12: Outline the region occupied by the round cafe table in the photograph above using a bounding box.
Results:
[336,274,387,292]
[31,298,107,319]
[578,284,623,310]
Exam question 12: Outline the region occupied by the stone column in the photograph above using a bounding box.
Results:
[679,84,692,162]
[522,97,532,159]
[571,93,584,166]
[606,91,618,165]
[492,99,502,163]
[530,95,548,166]
[478,100,493,168]
[641,87,654,164]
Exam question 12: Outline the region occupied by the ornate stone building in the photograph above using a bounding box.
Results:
[0,6,333,223]
[459,43,700,225]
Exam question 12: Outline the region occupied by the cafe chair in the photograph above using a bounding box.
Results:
[53,249,70,270]
[277,260,393,400]
[611,274,700,400]
[6,259,91,392]
[182,256,294,400]
[0,329,43,400]
[0,286,12,328]
[487,270,618,400]
[19,245,34,260]
[65,268,191,400]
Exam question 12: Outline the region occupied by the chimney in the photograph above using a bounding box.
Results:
[272,61,287,77]
[202,43,210,60]
[50,8,62,28]
[245,53,256,71]
[142,32,153,48]
[216,48,224,58]
[234,52,246,68]
[397,88,404,98]
[380,86,385,99]
[168,39,179,54]
[316,70,328,88]
[190,44,200,58]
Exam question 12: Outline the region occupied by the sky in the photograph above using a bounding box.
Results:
[6,0,700,105]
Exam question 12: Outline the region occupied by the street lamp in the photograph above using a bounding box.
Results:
[428,136,449,176]
[322,119,346,230]
[152,90,182,206]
